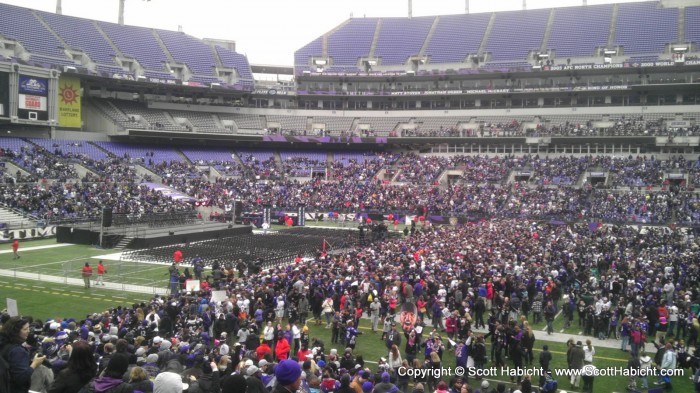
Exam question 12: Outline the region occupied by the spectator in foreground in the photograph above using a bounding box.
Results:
[0,316,46,393]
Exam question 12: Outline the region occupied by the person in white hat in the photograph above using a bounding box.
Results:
[154,371,186,393]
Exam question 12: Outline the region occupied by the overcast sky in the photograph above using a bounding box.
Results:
[1,0,650,66]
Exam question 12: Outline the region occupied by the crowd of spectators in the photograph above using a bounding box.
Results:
[329,158,386,182]
[530,157,590,186]
[608,159,665,188]
[188,160,247,177]
[78,157,141,184]
[13,146,78,181]
[586,190,675,224]
[2,143,700,228]
[401,127,462,138]
[502,185,586,221]
[238,154,281,179]
[0,182,194,221]
[394,154,448,184]
[3,216,700,393]
[457,157,516,184]
[280,157,326,178]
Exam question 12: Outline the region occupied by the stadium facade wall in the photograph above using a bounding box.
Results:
[148,101,699,121]
[82,100,123,135]
[53,129,112,141]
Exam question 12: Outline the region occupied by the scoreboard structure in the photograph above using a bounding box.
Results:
[0,70,8,118]
[0,62,62,128]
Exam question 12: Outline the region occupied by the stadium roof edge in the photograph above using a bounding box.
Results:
[250,64,294,75]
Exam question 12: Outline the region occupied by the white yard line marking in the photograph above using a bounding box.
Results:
[0,243,72,254]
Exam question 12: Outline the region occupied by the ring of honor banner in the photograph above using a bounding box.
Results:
[58,75,81,128]
[297,204,305,227]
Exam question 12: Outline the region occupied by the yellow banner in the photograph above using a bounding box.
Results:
[58,75,81,128]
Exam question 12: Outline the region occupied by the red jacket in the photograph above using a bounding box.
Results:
[275,338,290,360]
[257,343,272,360]
[297,349,312,361]
[445,316,457,333]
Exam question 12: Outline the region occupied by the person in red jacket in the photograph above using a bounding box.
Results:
[486,280,494,310]
[445,312,457,345]
[296,344,312,362]
[275,335,291,361]
[173,249,183,264]
[96,260,106,286]
[12,239,19,260]
[257,340,272,360]
[81,262,93,288]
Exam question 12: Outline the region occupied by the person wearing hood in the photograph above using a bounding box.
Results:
[337,374,355,393]
[275,333,291,361]
[372,372,396,393]
[154,371,185,393]
[81,353,133,393]
[142,353,160,379]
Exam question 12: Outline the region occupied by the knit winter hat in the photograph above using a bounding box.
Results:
[275,360,302,385]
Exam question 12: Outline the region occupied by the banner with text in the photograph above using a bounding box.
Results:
[58,75,81,128]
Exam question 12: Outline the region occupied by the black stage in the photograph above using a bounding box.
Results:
[56,222,252,249]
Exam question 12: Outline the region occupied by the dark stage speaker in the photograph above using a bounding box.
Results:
[234,201,243,218]
[101,208,113,227]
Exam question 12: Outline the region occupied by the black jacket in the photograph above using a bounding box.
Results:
[0,334,33,393]
[49,368,95,393]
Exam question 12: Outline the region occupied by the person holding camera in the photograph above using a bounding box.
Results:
[0,316,47,393]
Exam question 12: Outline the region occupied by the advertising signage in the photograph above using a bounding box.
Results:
[19,75,48,96]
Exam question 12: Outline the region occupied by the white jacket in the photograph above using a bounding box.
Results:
[584,346,595,363]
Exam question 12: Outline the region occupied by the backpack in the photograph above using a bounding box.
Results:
[543,378,558,393]
[0,342,17,393]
